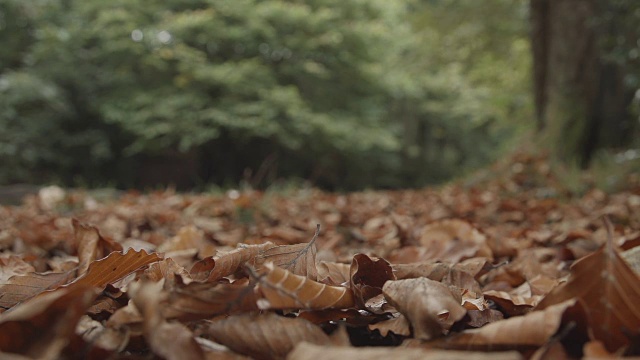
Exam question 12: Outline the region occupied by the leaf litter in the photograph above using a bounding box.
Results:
[0,155,639,358]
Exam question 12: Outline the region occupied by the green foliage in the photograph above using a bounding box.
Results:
[0,0,532,189]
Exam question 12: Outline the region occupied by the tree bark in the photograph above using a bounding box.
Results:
[530,0,636,167]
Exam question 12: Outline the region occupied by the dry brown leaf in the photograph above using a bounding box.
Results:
[287,342,523,360]
[0,285,98,359]
[296,309,362,324]
[163,281,260,320]
[144,257,192,284]
[349,253,395,308]
[190,242,276,282]
[442,299,584,350]
[158,225,217,258]
[465,309,504,328]
[130,280,205,360]
[263,226,308,244]
[0,255,35,282]
[0,271,74,311]
[536,239,640,352]
[69,249,162,289]
[368,313,411,337]
[252,242,318,280]
[76,315,129,352]
[418,219,492,262]
[257,262,355,310]
[202,313,331,360]
[317,261,351,285]
[382,278,466,340]
[73,219,123,276]
[392,262,452,281]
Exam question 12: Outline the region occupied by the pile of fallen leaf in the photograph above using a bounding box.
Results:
[1,154,640,359]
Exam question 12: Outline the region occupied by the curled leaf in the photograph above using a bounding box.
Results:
[257,263,355,310]
[349,253,395,308]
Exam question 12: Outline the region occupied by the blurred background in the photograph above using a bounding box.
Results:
[0,0,638,192]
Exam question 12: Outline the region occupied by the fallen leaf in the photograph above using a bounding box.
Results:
[536,239,640,352]
[163,281,260,320]
[69,249,162,289]
[417,219,492,262]
[382,278,466,340]
[368,313,411,337]
[0,285,98,359]
[441,299,585,350]
[202,313,331,360]
[73,219,123,276]
[349,253,395,308]
[0,271,75,311]
[190,242,276,282]
[130,280,205,360]
[287,342,523,360]
[257,262,355,310]
[252,229,318,280]
[317,261,351,286]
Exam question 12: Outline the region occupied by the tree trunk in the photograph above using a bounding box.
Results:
[530,0,635,167]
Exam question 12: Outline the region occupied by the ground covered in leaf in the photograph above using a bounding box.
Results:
[1,155,640,359]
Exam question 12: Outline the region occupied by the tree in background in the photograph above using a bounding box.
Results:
[0,0,533,190]
[531,0,640,167]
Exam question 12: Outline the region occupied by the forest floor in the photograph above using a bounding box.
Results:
[1,153,640,359]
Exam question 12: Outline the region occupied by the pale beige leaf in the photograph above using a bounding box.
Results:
[257,263,355,310]
[0,255,35,283]
[287,342,523,360]
[203,313,330,360]
[253,242,318,280]
[382,278,466,340]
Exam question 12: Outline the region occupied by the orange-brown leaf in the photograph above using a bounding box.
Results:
[70,249,161,289]
[73,219,123,276]
[257,263,355,310]
[536,241,640,352]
